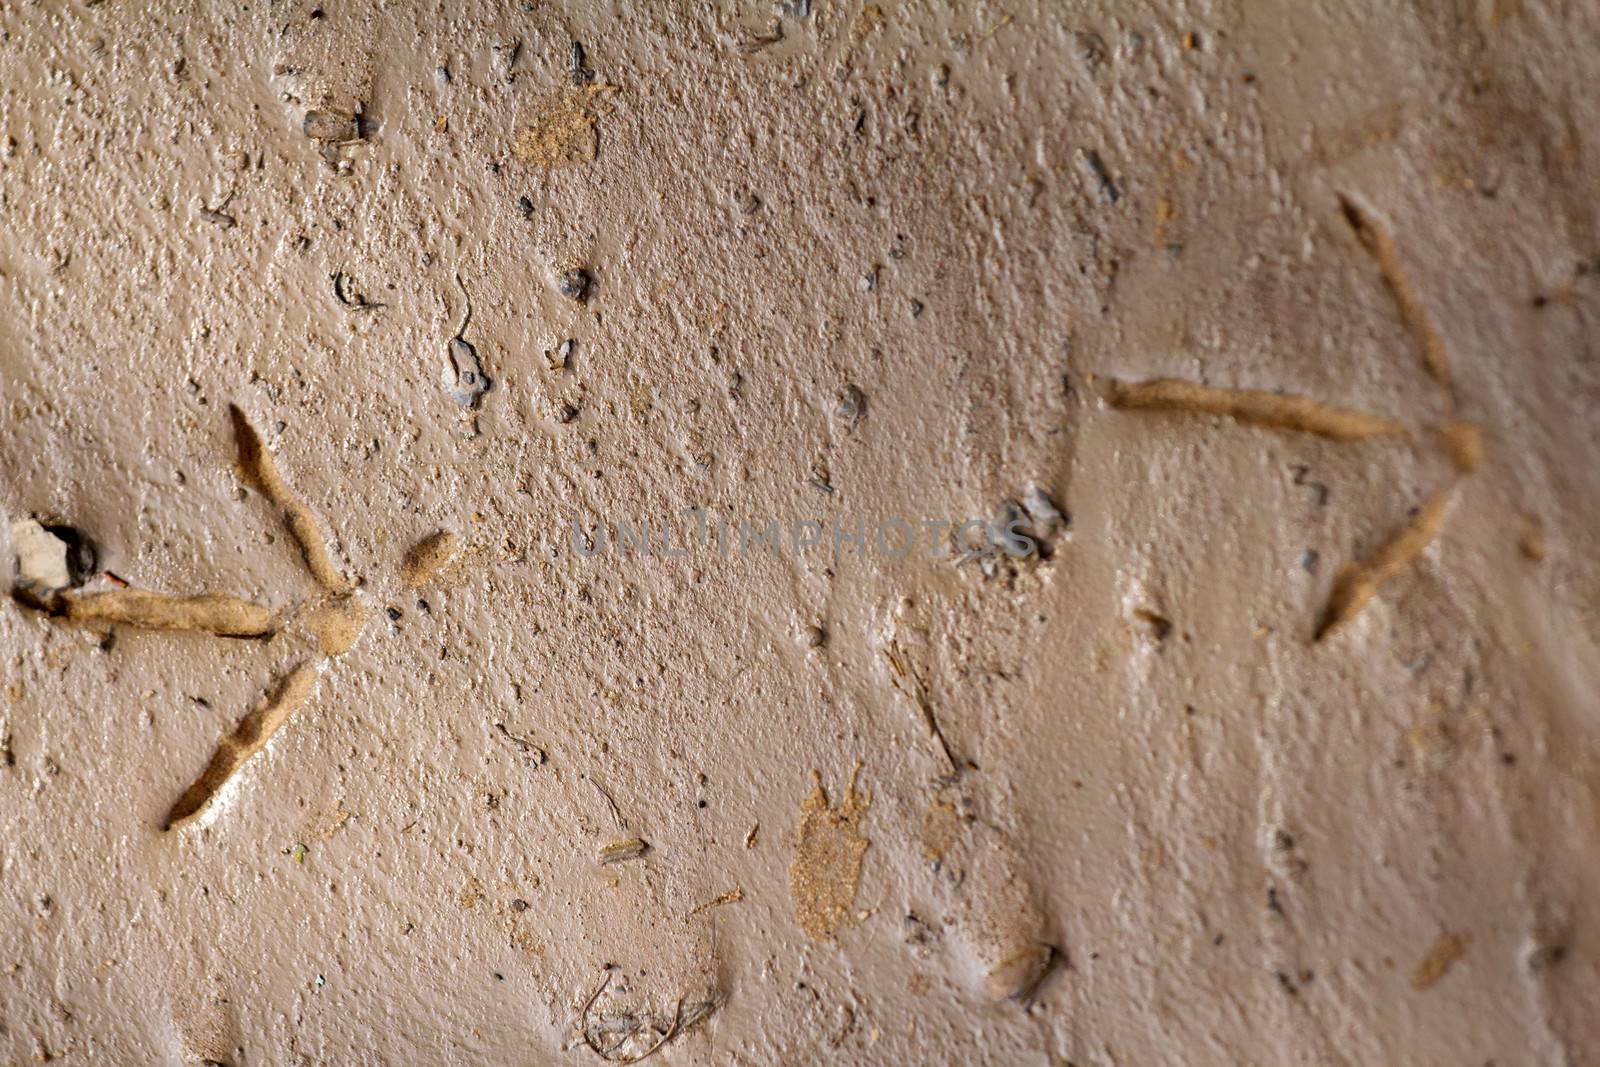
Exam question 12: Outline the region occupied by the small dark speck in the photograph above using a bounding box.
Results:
[385,606,402,622]
[517,196,534,219]
[1300,549,1319,572]
[493,972,504,981]
[696,799,708,809]
[1267,886,1284,916]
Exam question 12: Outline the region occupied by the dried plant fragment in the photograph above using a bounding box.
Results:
[1316,486,1454,640]
[883,640,957,771]
[1107,378,1405,442]
[59,589,274,637]
[789,764,871,940]
[512,84,613,168]
[229,404,349,593]
[598,838,650,865]
[401,530,459,588]
[687,887,743,919]
[1412,931,1470,990]
[1339,196,1453,393]
[164,661,321,830]
[576,971,722,1064]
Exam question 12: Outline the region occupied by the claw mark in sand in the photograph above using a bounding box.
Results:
[163,661,321,830]
[230,404,350,592]
[1107,378,1405,441]
[55,589,275,637]
[789,764,871,940]
[16,406,367,831]
[1316,486,1454,641]
[1338,195,1453,397]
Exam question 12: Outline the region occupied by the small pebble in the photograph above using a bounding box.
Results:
[559,268,592,303]
[835,384,866,428]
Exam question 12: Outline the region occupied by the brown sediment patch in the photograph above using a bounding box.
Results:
[229,404,349,593]
[163,661,321,830]
[789,764,871,940]
[1317,486,1455,640]
[512,84,613,168]
[400,530,460,588]
[1107,378,1405,441]
[1411,931,1470,990]
[58,589,275,637]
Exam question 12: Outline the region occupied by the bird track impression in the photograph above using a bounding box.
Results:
[15,405,369,830]
[1105,200,1482,641]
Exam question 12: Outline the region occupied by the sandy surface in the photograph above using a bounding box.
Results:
[3,1,1600,1063]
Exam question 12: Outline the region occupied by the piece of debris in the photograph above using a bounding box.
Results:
[559,268,592,303]
[1022,486,1066,540]
[984,943,1058,1002]
[442,274,491,408]
[1079,149,1120,204]
[576,970,722,1063]
[199,194,237,229]
[11,519,72,593]
[302,109,358,142]
[332,270,385,312]
[493,721,547,767]
[687,887,744,918]
[835,384,867,429]
[598,838,650,865]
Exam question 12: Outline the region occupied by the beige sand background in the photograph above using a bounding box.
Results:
[3,1,1599,1063]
